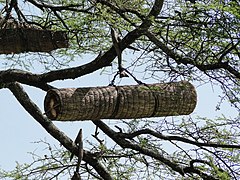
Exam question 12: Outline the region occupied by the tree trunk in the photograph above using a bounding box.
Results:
[44,81,197,121]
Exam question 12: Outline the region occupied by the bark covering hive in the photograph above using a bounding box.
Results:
[44,81,197,121]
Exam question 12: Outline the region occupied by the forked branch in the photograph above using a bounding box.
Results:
[7,82,113,180]
[92,120,218,179]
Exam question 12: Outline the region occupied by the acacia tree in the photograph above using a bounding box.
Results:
[0,0,240,179]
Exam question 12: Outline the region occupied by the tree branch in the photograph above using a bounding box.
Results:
[145,31,240,79]
[92,120,218,179]
[119,128,240,149]
[0,0,164,91]
[26,0,93,13]
[96,0,145,25]
[0,69,53,91]
[7,82,113,180]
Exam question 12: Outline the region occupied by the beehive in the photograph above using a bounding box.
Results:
[44,81,197,121]
[0,20,69,54]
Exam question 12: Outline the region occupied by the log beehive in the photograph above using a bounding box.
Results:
[0,20,69,54]
[44,81,197,121]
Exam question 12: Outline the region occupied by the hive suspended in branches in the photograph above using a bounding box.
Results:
[0,19,69,54]
[44,81,197,121]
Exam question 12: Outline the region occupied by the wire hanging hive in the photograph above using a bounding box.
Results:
[0,19,69,54]
[44,81,197,121]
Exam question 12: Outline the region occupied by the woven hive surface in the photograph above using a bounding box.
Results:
[44,81,197,121]
[0,21,69,54]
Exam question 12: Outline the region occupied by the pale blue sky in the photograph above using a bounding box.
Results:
[0,0,239,175]
[1,58,238,172]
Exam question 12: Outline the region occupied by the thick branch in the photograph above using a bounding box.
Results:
[92,120,184,175]
[119,128,240,149]
[26,0,93,13]
[7,82,113,180]
[0,69,53,91]
[0,52,111,91]
[0,1,164,91]
[145,31,240,79]
[92,120,217,179]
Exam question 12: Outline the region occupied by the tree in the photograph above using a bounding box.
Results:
[0,0,239,179]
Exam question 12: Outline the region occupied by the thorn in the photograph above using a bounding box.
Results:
[70,129,83,162]
[119,67,129,78]
[119,70,129,78]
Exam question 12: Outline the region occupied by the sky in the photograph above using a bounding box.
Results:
[1,54,238,173]
[0,0,239,178]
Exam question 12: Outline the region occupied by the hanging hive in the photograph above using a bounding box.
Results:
[44,81,197,121]
[0,20,69,54]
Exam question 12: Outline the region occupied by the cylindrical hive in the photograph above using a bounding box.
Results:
[0,20,69,54]
[44,81,197,121]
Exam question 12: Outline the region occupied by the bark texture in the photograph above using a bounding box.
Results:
[44,81,197,121]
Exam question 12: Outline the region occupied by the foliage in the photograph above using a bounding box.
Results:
[0,0,240,179]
